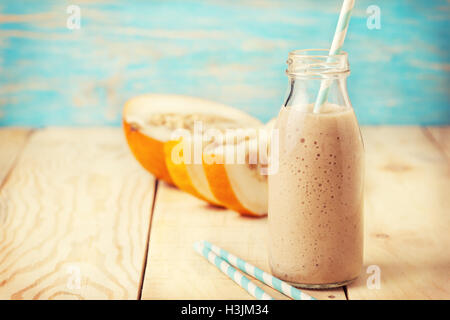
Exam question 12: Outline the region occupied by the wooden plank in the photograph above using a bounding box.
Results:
[1,2,449,127]
[141,182,345,300]
[426,127,450,160]
[0,128,155,299]
[346,127,450,299]
[0,128,31,185]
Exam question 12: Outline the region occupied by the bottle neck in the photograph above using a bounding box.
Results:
[283,49,352,111]
[286,49,350,80]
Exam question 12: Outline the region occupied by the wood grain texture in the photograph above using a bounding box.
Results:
[0,128,31,185]
[141,182,345,300]
[346,127,450,299]
[426,127,450,160]
[1,126,449,300]
[0,128,155,299]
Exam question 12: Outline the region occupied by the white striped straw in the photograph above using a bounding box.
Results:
[199,241,317,300]
[193,242,274,300]
[313,0,355,113]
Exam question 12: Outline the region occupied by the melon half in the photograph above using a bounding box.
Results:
[123,94,268,215]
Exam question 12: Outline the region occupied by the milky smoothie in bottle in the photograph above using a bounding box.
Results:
[268,102,364,287]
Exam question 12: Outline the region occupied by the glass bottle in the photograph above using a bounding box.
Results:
[268,49,364,288]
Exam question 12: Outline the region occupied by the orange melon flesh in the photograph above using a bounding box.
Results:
[203,142,267,216]
[123,120,173,184]
[164,138,222,205]
[163,139,205,199]
[203,155,253,215]
[222,162,267,215]
[186,163,221,205]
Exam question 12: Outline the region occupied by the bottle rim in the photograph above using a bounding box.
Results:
[286,49,350,78]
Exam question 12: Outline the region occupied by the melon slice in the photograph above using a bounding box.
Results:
[123,94,262,206]
[203,133,269,216]
[163,138,220,205]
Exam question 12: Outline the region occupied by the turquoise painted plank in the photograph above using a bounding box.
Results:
[0,0,449,126]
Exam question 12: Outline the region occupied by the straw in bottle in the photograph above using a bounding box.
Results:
[313,0,355,113]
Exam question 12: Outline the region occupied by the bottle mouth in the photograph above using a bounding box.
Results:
[286,49,350,78]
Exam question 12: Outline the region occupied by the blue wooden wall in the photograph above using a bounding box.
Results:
[0,0,449,126]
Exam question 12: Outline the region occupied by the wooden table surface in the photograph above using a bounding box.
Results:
[0,126,449,300]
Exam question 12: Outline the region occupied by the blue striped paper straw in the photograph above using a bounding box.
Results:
[193,242,274,300]
[313,0,355,113]
[199,241,316,300]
